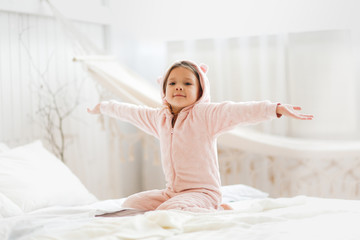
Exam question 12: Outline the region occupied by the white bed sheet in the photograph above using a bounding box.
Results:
[1,196,360,240]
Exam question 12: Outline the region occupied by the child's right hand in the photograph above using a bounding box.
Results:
[87,103,101,115]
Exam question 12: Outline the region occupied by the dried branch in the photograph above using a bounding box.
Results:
[19,26,82,162]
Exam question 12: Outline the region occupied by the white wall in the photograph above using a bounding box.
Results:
[109,0,360,40]
[0,0,111,24]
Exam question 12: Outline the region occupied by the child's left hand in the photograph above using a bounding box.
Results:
[276,104,314,120]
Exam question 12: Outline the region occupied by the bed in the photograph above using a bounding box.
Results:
[1,141,360,240]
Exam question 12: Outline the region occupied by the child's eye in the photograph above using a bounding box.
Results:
[169,82,175,85]
[185,83,192,85]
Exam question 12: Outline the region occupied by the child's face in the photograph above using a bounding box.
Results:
[165,67,201,114]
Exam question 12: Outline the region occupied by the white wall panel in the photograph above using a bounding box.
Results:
[0,0,111,24]
[0,10,132,200]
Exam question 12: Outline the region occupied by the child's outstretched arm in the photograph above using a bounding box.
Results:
[276,104,314,120]
[203,101,313,137]
[87,101,160,138]
[87,103,101,115]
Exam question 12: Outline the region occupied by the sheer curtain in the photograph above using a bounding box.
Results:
[166,30,358,140]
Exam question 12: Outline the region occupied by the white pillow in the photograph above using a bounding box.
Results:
[0,141,97,212]
[0,143,10,153]
[0,192,23,217]
[221,184,269,203]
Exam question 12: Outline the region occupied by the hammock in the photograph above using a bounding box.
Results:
[74,56,160,108]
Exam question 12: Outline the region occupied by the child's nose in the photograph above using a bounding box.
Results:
[176,86,183,91]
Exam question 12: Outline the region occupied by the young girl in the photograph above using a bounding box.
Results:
[88,60,313,212]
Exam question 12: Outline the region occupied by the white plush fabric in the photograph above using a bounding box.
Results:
[0,143,10,153]
[0,141,97,212]
[1,196,360,239]
[0,192,23,218]
[221,184,269,203]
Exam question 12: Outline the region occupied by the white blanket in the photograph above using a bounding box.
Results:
[1,196,360,240]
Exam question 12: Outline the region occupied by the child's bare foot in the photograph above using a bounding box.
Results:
[220,203,233,210]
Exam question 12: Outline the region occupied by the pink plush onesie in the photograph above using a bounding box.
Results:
[100,60,279,212]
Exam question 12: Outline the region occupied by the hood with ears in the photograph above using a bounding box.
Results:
[158,60,211,109]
